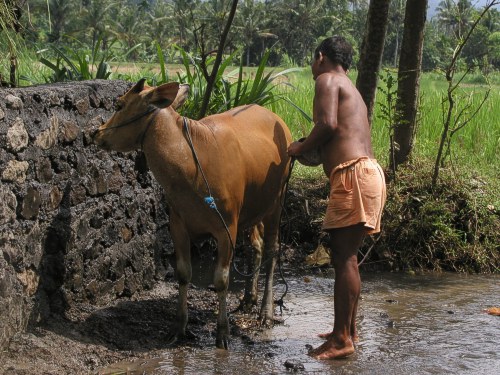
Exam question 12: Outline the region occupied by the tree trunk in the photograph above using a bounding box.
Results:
[9,51,17,87]
[392,0,428,169]
[198,0,239,119]
[355,0,390,126]
[393,28,399,67]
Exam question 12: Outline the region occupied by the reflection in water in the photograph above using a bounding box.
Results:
[99,272,499,375]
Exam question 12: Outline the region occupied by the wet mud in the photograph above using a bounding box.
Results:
[2,265,499,374]
[0,279,246,374]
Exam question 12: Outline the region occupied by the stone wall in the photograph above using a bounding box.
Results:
[0,81,172,349]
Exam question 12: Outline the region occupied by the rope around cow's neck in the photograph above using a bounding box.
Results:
[182,116,293,312]
[97,105,160,150]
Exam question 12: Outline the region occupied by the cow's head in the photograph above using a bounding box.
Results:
[93,79,189,151]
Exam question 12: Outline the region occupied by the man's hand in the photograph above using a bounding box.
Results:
[288,141,304,156]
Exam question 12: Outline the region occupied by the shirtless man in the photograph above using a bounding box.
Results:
[288,36,386,359]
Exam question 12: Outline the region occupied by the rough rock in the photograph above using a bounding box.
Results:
[0,80,171,350]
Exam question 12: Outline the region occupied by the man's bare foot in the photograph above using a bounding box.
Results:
[318,331,359,342]
[308,337,355,360]
[318,331,333,339]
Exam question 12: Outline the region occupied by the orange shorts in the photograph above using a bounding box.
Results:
[322,157,386,234]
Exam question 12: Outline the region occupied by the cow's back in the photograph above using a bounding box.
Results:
[200,105,292,228]
[201,104,291,159]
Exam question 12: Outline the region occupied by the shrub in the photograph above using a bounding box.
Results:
[371,159,499,273]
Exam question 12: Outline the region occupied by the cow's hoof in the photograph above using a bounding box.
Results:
[216,336,229,350]
[166,332,185,346]
[166,329,195,346]
[259,315,274,328]
[232,299,256,314]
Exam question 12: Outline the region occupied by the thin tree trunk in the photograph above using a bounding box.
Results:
[356,0,390,126]
[199,0,239,119]
[9,51,17,87]
[392,0,428,169]
[393,29,399,67]
[431,1,498,185]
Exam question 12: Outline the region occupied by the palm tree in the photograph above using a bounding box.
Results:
[234,0,266,65]
[356,0,390,125]
[436,0,473,39]
[74,0,117,51]
[268,0,336,65]
[111,4,150,60]
[47,0,74,42]
[392,0,429,169]
[387,0,406,67]
[171,0,201,49]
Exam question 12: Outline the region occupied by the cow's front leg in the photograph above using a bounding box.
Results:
[214,227,236,349]
[167,214,192,345]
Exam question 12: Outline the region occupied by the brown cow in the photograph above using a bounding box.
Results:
[93,79,292,349]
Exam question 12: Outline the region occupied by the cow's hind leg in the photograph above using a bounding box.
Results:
[167,213,192,345]
[213,225,237,349]
[259,209,281,326]
[241,223,264,311]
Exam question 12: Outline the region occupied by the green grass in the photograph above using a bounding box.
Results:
[4,48,498,187]
[272,69,499,185]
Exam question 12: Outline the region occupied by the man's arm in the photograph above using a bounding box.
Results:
[288,74,339,156]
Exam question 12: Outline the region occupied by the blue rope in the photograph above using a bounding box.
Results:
[204,196,217,209]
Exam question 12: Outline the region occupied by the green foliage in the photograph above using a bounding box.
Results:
[38,38,114,82]
[169,44,231,119]
[155,41,168,84]
[228,51,305,110]
[8,0,371,71]
[5,1,500,76]
[150,45,309,122]
[372,159,499,273]
[487,31,500,68]
[377,69,400,175]
[377,69,398,125]
[0,1,16,46]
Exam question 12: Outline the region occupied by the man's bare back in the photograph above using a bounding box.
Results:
[315,71,374,176]
[287,56,373,177]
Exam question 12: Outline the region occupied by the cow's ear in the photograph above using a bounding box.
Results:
[131,78,147,93]
[147,82,179,108]
[171,84,190,110]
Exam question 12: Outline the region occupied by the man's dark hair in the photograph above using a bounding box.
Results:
[314,36,353,71]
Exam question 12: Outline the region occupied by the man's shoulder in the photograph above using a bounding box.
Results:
[315,72,341,93]
[316,71,339,83]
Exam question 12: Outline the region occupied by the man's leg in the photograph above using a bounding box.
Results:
[309,223,366,359]
[318,294,359,342]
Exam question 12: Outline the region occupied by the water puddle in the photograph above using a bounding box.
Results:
[99,272,499,374]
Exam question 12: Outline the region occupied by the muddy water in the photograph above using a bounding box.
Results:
[100,272,499,375]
